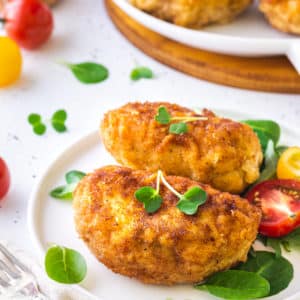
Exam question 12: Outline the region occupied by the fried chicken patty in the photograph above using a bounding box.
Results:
[100,102,263,194]
[73,166,261,285]
[259,0,300,34]
[130,0,253,28]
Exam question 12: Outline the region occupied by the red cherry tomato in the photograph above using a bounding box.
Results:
[3,0,54,50]
[246,179,300,237]
[0,158,10,199]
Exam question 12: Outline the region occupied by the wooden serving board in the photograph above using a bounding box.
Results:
[105,0,300,94]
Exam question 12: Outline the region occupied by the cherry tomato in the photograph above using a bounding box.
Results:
[0,158,10,200]
[3,0,54,50]
[246,179,300,237]
[0,36,22,87]
[277,147,300,180]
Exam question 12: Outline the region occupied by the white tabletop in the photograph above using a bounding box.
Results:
[0,0,299,256]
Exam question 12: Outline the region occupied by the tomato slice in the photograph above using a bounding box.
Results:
[246,179,300,237]
[0,158,10,200]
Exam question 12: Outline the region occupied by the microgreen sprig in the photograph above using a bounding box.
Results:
[130,66,154,81]
[135,170,207,215]
[155,106,207,134]
[28,114,47,135]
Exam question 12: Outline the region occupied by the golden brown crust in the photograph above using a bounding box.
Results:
[259,0,300,35]
[130,0,253,28]
[100,102,263,194]
[73,166,261,285]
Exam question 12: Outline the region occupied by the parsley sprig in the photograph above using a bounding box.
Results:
[155,106,207,134]
[135,170,207,215]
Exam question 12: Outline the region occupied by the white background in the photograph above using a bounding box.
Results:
[0,0,299,256]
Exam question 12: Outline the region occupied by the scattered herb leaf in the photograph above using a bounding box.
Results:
[51,109,68,133]
[169,122,188,135]
[176,187,207,215]
[50,170,86,200]
[45,245,87,284]
[155,107,171,124]
[195,270,270,300]
[28,113,41,125]
[62,62,109,84]
[130,67,153,81]
[135,186,162,213]
[33,123,46,135]
[237,251,293,296]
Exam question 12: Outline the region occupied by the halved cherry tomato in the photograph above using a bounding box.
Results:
[3,0,54,50]
[277,147,300,180]
[0,158,10,199]
[246,179,300,237]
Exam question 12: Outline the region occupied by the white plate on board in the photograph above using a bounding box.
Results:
[112,0,300,73]
[28,109,300,300]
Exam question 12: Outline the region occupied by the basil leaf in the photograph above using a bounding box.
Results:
[155,107,171,125]
[45,245,87,284]
[169,122,188,134]
[130,67,153,81]
[256,140,278,184]
[237,251,293,296]
[242,120,280,146]
[135,186,162,213]
[196,270,270,299]
[176,187,207,215]
[64,62,109,84]
[65,170,86,184]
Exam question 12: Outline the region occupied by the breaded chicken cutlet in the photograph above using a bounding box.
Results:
[100,102,263,194]
[73,166,261,285]
[130,0,253,28]
[260,0,300,35]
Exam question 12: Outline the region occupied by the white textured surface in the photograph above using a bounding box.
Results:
[0,0,299,288]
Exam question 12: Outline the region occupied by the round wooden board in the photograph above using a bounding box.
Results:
[105,0,300,94]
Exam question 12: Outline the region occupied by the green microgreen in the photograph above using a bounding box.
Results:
[28,113,47,136]
[61,61,109,84]
[45,245,87,284]
[51,109,68,133]
[130,66,154,81]
[135,170,207,215]
[50,170,86,200]
[155,106,207,135]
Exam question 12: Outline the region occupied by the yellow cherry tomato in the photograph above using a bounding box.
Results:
[0,36,22,87]
[277,147,300,180]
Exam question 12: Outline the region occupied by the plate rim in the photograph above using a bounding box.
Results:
[27,109,300,300]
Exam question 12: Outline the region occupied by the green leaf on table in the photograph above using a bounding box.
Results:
[242,120,281,146]
[63,62,109,84]
[50,170,86,200]
[45,245,87,284]
[130,67,153,81]
[195,270,270,300]
[176,187,207,215]
[169,122,188,135]
[28,113,41,125]
[51,109,67,133]
[135,186,162,213]
[237,251,293,296]
[155,106,171,125]
[33,123,46,135]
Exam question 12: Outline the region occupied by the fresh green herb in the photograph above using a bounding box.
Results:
[51,109,67,133]
[169,122,188,135]
[242,120,280,147]
[62,62,109,84]
[155,106,207,135]
[237,251,293,296]
[195,270,270,300]
[50,170,86,200]
[256,140,278,184]
[276,145,288,156]
[176,187,207,215]
[130,67,153,81]
[135,186,162,213]
[45,245,87,284]
[28,113,47,136]
[135,170,207,215]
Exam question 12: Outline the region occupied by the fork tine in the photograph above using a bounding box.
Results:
[0,244,31,274]
[0,259,21,279]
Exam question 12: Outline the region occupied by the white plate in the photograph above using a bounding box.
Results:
[28,109,300,300]
[112,0,300,73]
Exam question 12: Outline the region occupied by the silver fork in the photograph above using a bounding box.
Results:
[0,243,48,299]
